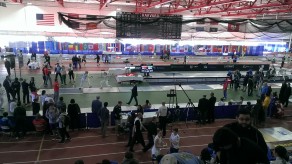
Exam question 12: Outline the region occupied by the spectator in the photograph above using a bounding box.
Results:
[271,146,290,164]
[143,100,152,109]
[11,77,21,101]
[57,107,71,143]
[143,116,158,152]
[121,151,139,164]
[113,101,122,136]
[169,128,180,153]
[283,83,291,107]
[251,99,262,127]
[157,102,168,137]
[208,92,216,123]
[21,79,30,105]
[262,93,271,124]
[218,98,225,106]
[40,90,47,106]
[56,97,66,112]
[32,113,47,132]
[32,98,40,115]
[100,102,109,138]
[4,59,11,76]
[151,130,166,159]
[129,113,146,152]
[46,103,59,139]
[0,112,13,131]
[67,99,81,131]
[92,95,102,114]
[224,109,268,154]
[160,152,202,164]
[0,84,5,110]
[3,76,13,102]
[14,102,27,139]
[198,95,208,124]
[212,127,269,164]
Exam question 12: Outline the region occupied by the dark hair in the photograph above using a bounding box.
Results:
[41,90,46,95]
[74,159,84,164]
[17,101,21,106]
[3,112,8,117]
[104,102,108,107]
[275,146,289,162]
[213,127,239,152]
[200,148,211,163]
[101,159,110,164]
[146,100,150,104]
[70,99,75,104]
[156,154,164,163]
[118,101,122,104]
[256,99,261,104]
[59,97,63,101]
[125,151,134,159]
[237,108,251,116]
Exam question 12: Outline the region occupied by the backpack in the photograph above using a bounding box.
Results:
[63,114,71,127]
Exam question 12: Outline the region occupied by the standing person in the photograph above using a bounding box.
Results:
[100,72,111,89]
[279,81,287,104]
[157,102,168,137]
[262,93,271,124]
[0,84,5,110]
[208,92,216,123]
[223,78,229,99]
[169,128,180,153]
[224,109,268,154]
[72,55,78,69]
[100,102,109,138]
[29,77,36,92]
[46,103,59,139]
[21,79,30,105]
[61,65,67,85]
[251,99,262,127]
[94,54,100,66]
[44,53,51,67]
[53,79,60,103]
[56,97,66,112]
[3,76,13,102]
[143,116,158,152]
[151,130,166,159]
[247,77,254,96]
[283,83,291,107]
[113,101,122,136]
[127,82,138,106]
[91,96,102,116]
[198,95,209,125]
[79,71,91,89]
[13,102,27,139]
[57,107,71,143]
[11,77,21,102]
[82,54,86,67]
[67,99,81,131]
[32,98,40,115]
[68,63,75,83]
[129,113,146,152]
[78,56,82,69]
[4,59,11,76]
[55,63,62,81]
[212,127,269,164]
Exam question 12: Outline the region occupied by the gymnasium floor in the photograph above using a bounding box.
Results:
[0,54,292,163]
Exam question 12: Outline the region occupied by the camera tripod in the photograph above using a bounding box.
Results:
[178,84,196,128]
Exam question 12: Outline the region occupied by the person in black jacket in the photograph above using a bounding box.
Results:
[21,79,30,104]
[207,92,216,123]
[3,76,13,102]
[279,81,287,104]
[127,82,138,106]
[224,109,268,154]
[11,77,21,102]
[283,83,291,107]
[143,116,158,152]
[4,59,11,76]
[247,77,254,96]
[212,127,269,164]
[14,102,27,139]
[32,97,40,115]
[113,101,122,136]
[198,95,209,124]
[67,99,81,131]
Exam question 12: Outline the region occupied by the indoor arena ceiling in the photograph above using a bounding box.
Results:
[5,0,292,19]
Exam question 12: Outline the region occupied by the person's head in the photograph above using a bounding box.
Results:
[220,98,224,101]
[74,159,84,164]
[70,99,75,104]
[203,95,206,98]
[35,113,42,119]
[236,109,251,127]
[145,100,150,104]
[137,105,142,110]
[3,112,8,117]
[96,96,100,100]
[117,101,122,106]
[246,101,251,106]
[59,97,63,101]
[157,130,162,137]
[104,102,108,107]
[124,151,134,159]
[256,99,261,104]
[15,78,18,81]
[162,102,165,106]
[240,96,244,101]
[173,128,178,135]
[101,159,110,164]
[210,92,214,97]
[137,112,143,119]
[200,148,211,162]
[17,101,21,106]
[212,127,239,153]
[274,145,289,161]
[85,71,88,74]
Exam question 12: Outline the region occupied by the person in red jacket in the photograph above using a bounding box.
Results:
[53,79,60,103]
[223,78,230,99]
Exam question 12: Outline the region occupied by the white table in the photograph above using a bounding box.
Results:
[121,112,156,124]
[108,68,127,75]
[116,75,144,83]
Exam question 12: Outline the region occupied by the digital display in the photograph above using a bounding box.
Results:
[141,65,153,73]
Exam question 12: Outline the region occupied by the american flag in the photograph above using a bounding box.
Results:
[36,14,54,26]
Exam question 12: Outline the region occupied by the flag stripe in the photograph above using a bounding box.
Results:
[36,14,54,26]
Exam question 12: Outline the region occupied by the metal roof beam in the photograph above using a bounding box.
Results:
[195,0,292,16]
[165,0,240,14]
[135,0,173,13]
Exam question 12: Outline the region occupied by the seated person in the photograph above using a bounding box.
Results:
[274,101,284,118]
[143,100,152,109]
[218,98,225,106]
[121,151,139,164]
[271,145,290,164]
[160,152,202,164]
[32,113,47,132]
[0,112,13,132]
